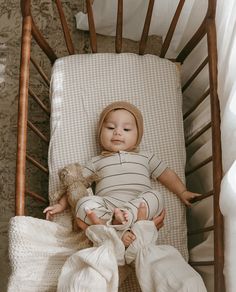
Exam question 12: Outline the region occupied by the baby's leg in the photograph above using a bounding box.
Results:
[121,202,148,246]
[139,190,164,219]
[76,196,112,226]
[121,202,148,247]
[122,190,164,224]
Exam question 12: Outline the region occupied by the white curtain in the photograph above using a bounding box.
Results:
[76,0,207,57]
[76,0,179,42]
[216,1,236,292]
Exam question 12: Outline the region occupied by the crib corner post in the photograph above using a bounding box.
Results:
[16,11,32,216]
[206,15,226,292]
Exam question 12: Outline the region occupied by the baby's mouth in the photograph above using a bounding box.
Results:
[111,139,124,144]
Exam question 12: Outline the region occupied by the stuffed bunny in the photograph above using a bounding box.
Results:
[58,162,99,230]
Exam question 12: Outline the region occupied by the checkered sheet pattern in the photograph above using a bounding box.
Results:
[49,53,188,259]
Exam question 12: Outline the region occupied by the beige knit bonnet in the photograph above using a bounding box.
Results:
[98,101,144,150]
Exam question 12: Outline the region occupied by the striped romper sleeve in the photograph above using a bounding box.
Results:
[82,158,97,181]
[148,153,168,179]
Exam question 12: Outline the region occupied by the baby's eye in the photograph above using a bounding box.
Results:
[107,126,115,130]
[124,128,131,131]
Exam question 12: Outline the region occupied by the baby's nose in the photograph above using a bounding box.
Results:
[114,128,122,135]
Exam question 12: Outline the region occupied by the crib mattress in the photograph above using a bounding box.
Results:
[9,53,188,291]
[49,52,187,253]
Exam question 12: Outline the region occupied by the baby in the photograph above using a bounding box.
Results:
[44,101,199,246]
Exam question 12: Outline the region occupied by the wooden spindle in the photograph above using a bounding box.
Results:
[55,0,75,55]
[31,19,57,64]
[184,89,210,120]
[207,17,225,292]
[27,120,49,144]
[176,18,207,64]
[26,154,49,174]
[191,190,214,203]
[188,225,214,236]
[115,0,123,53]
[160,0,185,58]
[185,122,211,147]
[189,261,214,267]
[182,57,209,92]
[139,0,155,55]
[16,15,32,216]
[26,190,48,203]
[28,88,50,116]
[30,56,50,86]
[86,0,97,53]
[186,156,212,176]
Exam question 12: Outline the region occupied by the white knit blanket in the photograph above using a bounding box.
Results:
[8,216,90,292]
[8,216,133,292]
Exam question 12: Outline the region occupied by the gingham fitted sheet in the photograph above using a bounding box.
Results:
[49,53,188,259]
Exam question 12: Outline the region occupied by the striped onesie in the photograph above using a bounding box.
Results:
[76,151,167,231]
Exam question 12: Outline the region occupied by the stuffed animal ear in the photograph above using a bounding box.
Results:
[58,166,70,186]
[58,162,80,182]
[58,162,87,188]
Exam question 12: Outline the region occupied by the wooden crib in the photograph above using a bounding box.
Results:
[15,0,224,291]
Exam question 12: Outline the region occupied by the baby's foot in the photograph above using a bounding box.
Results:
[112,208,129,225]
[122,231,136,247]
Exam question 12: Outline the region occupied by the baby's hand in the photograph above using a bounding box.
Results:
[180,190,201,207]
[121,231,136,247]
[43,203,65,220]
[152,209,165,230]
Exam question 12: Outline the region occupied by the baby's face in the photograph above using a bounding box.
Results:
[100,109,138,152]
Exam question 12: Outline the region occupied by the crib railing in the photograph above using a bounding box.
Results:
[17,0,224,291]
